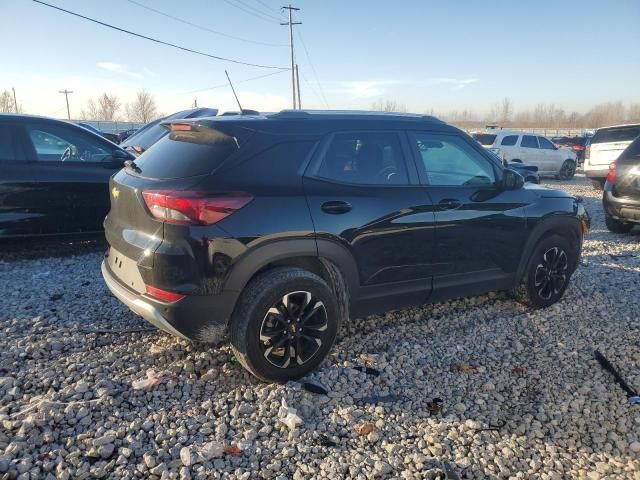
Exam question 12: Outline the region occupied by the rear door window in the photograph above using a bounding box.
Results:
[591,126,640,144]
[501,135,518,146]
[521,136,539,148]
[538,137,556,150]
[315,131,409,185]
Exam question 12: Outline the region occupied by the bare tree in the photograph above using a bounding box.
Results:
[0,90,21,113]
[499,97,512,126]
[81,93,121,121]
[627,104,640,123]
[371,99,407,113]
[126,90,158,123]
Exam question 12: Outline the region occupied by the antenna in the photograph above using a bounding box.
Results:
[225,70,243,113]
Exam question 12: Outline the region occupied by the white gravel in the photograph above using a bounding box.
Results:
[1,173,639,479]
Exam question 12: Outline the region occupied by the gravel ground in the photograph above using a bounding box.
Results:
[1,173,639,480]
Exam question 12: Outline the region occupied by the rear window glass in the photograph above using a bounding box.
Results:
[618,137,640,164]
[0,124,18,161]
[132,124,252,179]
[591,126,640,144]
[472,134,497,146]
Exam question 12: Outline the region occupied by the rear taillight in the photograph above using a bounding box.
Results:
[141,190,253,225]
[145,284,185,303]
[606,162,617,184]
[585,146,590,160]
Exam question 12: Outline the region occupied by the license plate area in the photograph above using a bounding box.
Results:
[108,248,146,293]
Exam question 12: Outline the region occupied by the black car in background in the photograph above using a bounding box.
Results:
[102,110,589,382]
[603,135,640,233]
[120,107,218,156]
[551,136,590,164]
[0,114,134,238]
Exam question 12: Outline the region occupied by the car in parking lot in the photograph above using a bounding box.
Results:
[101,110,589,382]
[551,135,590,164]
[603,134,640,233]
[0,114,135,237]
[120,107,218,156]
[585,124,640,189]
[473,130,578,179]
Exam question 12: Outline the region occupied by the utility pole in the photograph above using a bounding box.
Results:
[281,5,301,109]
[12,88,18,113]
[59,89,73,120]
[193,99,198,108]
[295,64,301,109]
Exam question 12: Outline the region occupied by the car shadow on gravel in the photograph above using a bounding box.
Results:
[0,235,107,262]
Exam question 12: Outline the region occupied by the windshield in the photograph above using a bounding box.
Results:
[591,125,640,144]
[472,133,497,146]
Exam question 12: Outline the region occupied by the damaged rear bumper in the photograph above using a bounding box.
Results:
[101,260,233,343]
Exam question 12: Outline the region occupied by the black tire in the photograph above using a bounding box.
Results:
[558,160,576,180]
[605,214,634,234]
[591,179,605,190]
[511,234,577,309]
[230,267,340,383]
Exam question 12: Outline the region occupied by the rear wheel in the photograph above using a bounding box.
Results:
[605,214,634,234]
[230,267,340,383]
[558,160,576,180]
[511,234,576,308]
[591,179,605,190]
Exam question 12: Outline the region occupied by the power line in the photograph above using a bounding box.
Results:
[223,0,280,23]
[127,0,287,47]
[233,0,283,21]
[178,70,287,95]
[297,31,330,108]
[252,0,283,16]
[32,0,289,70]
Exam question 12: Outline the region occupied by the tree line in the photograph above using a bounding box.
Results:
[373,97,640,130]
[80,89,160,123]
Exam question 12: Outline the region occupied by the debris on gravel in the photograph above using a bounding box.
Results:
[1,175,639,479]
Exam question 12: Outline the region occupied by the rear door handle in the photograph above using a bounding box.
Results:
[438,198,462,210]
[321,200,352,214]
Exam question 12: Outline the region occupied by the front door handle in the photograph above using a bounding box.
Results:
[321,200,352,214]
[438,198,462,210]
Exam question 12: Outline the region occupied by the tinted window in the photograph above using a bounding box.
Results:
[132,123,248,179]
[25,123,112,162]
[618,136,640,164]
[472,133,497,146]
[501,135,518,146]
[411,133,495,186]
[521,136,538,148]
[0,124,18,161]
[591,126,640,144]
[538,137,556,150]
[317,132,408,185]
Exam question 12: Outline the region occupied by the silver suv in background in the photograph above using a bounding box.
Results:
[473,130,577,180]
[584,124,640,189]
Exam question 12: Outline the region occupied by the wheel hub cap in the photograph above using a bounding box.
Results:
[259,291,328,369]
[534,247,569,300]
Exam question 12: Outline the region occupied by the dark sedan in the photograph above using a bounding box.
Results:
[0,114,135,238]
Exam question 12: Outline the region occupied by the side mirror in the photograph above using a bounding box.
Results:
[502,168,525,190]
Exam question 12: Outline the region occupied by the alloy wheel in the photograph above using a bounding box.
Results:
[259,291,328,368]
[561,162,575,179]
[534,247,569,300]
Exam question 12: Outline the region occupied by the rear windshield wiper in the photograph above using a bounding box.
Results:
[124,159,142,173]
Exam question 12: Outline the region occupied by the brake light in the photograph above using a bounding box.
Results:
[606,162,617,184]
[145,284,185,303]
[170,123,193,131]
[142,190,253,225]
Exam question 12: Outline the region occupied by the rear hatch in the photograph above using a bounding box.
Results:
[589,125,640,166]
[104,119,254,291]
[613,137,640,199]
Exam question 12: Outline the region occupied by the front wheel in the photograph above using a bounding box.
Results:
[511,234,576,308]
[605,214,634,234]
[558,160,576,180]
[230,267,340,383]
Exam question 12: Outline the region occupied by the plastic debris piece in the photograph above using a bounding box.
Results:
[595,350,639,402]
[355,422,375,436]
[354,366,381,377]
[132,370,165,390]
[512,366,525,376]
[278,398,303,432]
[224,444,240,457]
[301,381,328,395]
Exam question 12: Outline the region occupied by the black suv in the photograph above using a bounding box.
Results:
[603,135,640,233]
[101,110,589,382]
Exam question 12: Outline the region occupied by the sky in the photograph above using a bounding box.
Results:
[1,0,639,120]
